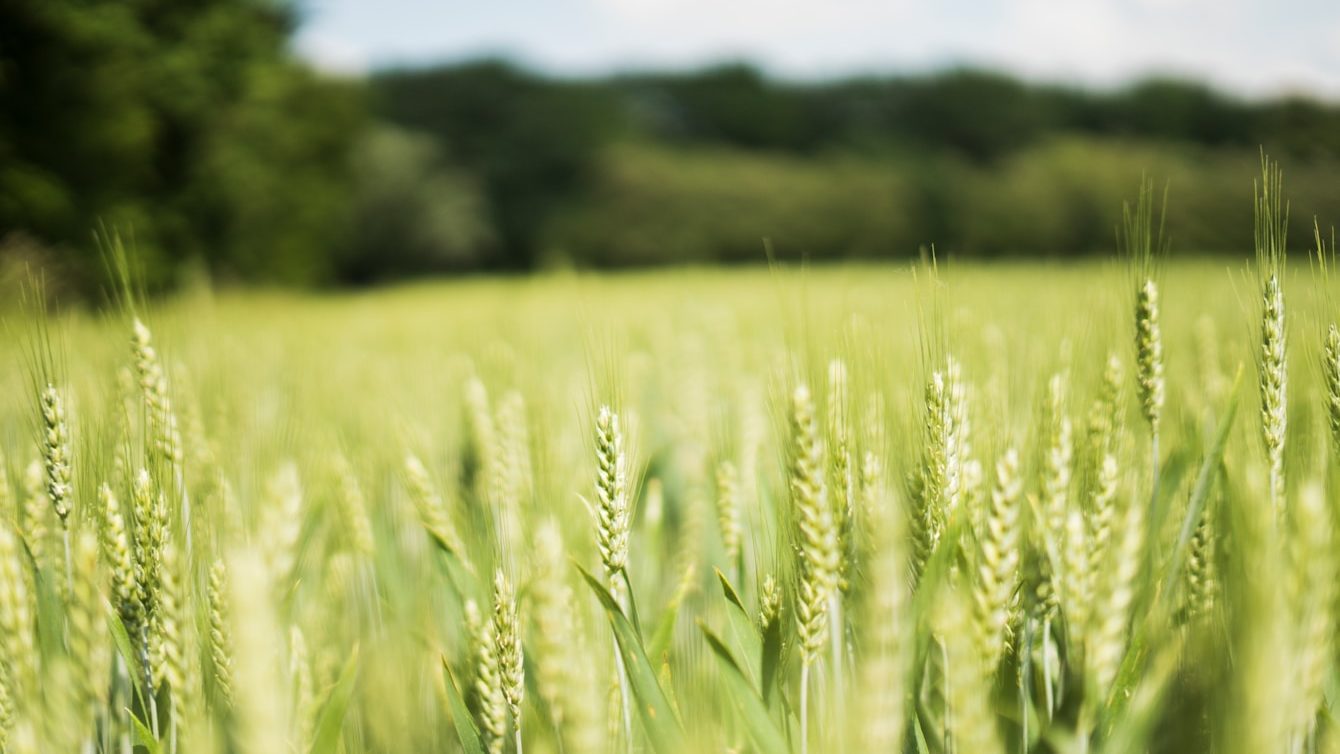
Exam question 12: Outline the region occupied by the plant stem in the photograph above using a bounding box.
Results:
[115,654,132,754]
[800,661,811,754]
[138,623,159,739]
[1150,431,1160,510]
[828,592,844,751]
[62,525,73,598]
[1020,618,1032,754]
[177,467,191,555]
[1042,617,1055,721]
[613,639,632,754]
[941,638,951,754]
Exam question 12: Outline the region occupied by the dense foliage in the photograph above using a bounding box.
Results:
[0,0,366,290]
[377,63,1340,269]
[6,2,1340,290]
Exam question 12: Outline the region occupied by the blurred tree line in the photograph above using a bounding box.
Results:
[4,1,1340,292]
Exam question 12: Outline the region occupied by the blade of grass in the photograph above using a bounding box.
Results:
[1103,366,1241,724]
[700,621,791,753]
[439,656,487,754]
[308,645,360,754]
[715,568,763,682]
[578,564,687,754]
[130,711,164,754]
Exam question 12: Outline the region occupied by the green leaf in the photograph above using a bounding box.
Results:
[699,621,791,753]
[26,554,64,660]
[1146,450,1191,545]
[715,568,762,682]
[1159,366,1242,602]
[910,511,969,659]
[1104,366,1241,721]
[106,609,153,713]
[107,610,141,681]
[913,716,932,754]
[439,656,487,754]
[577,564,687,754]
[1095,639,1183,754]
[308,645,360,754]
[716,568,748,614]
[129,710,164,754]
[916,639,948,754]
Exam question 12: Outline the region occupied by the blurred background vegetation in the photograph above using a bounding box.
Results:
[4,0,1340,294]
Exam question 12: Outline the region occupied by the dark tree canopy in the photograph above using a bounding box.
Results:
[5,6,1340,294]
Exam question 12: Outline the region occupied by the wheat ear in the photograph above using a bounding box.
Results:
[67,531,111,735]
[207,560,234,708]
[493,569,525,754]
[973,447,1022,669]
[789,384,838,754]
[1255,154,1289,515]
[857,452,910,751]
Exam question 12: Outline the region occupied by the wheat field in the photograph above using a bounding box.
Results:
[1,181,1338,752]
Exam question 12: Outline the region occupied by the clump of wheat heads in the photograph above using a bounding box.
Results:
[1287,481,1335,745]
[19,461,49,570]
[404,454,471,570]
[98,484,143,635]
[1256,154,1289,516]
[910,359,965,583]
[334,456,376,560]
[67,530,110,738]
[1323,324,1340,453]
[826,358,854,589]
[207,560,234,709]
[592,404,634,750]
[1040,374,1073,546]
[227,549,289,754]
[593,406,631,603]
[130,318,183,470]
[531,520,600,752]
[1126,179,1167,495]
[788,384,839,754]
[1085,354,1123,476]
[492,569,525,754]
[714,460,742,572]
[1037,372,1073,630]
[1182,490,1219,624]
[857,454,911,751]
[289,626,317,749]
[131,469,166,691]
[467,597,507,754]
[1086,454,1120,603]
[1313,221,1340,454]
[153,541,200,745]
[463,376,499,503]
[38,384,73,529]
[936,587,1004,754]
[0,526,36,709]
[759,573,782,633]
[973,447,1023,669]
[1089,479,1144,699]
[260,463,304,589]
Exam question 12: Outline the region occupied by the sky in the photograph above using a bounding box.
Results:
[293,0,1340,98]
